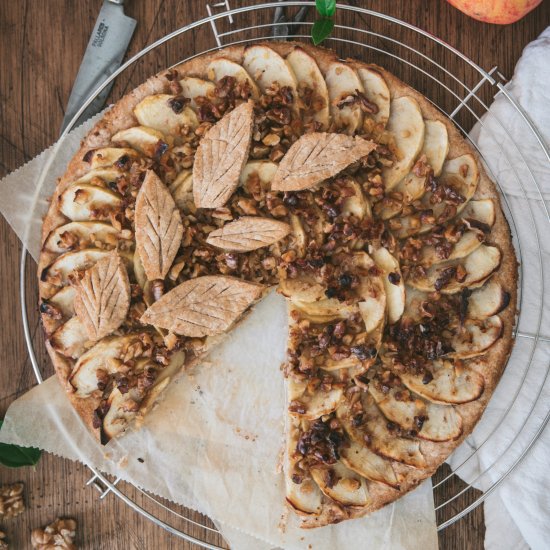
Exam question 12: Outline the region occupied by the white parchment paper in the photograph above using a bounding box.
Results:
[0,116,438,549]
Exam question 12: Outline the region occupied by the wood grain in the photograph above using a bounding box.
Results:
[1,0,549,548]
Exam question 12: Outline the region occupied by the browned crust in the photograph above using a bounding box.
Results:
[38,41,518,526]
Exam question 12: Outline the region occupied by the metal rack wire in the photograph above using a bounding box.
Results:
[20,2,550,547]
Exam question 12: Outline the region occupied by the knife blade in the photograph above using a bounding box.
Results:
[61,0,136,132]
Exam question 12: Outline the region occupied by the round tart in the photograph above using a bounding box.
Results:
[38,41,517,527]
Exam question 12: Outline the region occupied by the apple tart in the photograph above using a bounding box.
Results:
[39,41,516,527]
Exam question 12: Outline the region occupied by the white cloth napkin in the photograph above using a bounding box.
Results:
[448,26,550,550]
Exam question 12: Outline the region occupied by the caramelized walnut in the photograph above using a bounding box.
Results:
[31,518,77,550]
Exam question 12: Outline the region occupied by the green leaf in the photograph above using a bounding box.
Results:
[0,420,41,468]
[315,0,336,17]
[311,18,335,46]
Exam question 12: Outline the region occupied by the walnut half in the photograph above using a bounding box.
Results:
[0,483,25,519]
[31,518,77,550]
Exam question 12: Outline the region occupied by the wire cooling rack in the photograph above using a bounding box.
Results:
[19,2,550,547]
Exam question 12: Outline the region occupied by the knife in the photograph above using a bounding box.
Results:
[61,0,136,132]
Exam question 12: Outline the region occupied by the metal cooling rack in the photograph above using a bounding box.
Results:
[20,2,550,547]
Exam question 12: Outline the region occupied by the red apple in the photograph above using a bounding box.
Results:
[446,0,542,24]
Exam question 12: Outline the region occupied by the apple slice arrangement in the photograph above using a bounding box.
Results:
[38,42,515,527]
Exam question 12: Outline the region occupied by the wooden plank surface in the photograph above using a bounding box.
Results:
[1,0,548,548]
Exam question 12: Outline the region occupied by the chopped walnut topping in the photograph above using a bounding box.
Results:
[0,483,25,519]
[296,415,345,465]
[31,518,77,550]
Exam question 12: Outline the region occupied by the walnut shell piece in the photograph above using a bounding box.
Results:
[193,101,254,208]
[0,482,25,519]
[31,518,77,550]
[206,216,290,252]
[135,170,184,281]
[141,275,264,337]
[270,132,376,192]
[72,250,131,341]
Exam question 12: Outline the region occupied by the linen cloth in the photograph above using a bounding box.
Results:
[447,26,550,550]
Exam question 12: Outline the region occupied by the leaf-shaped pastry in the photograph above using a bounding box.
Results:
[135,170,184,281]
[206,216,290,252]
[141,275,264,337]
[271,132,376,192]
[193,101,254,208]
[73,250,131,341]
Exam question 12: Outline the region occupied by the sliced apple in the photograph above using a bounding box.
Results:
[285,419,323,515]
[286,47,330,129]
[59,183,122,222]
[382,97,425,190]
[357,67,390,127]
[74,168,122,185]
[69,333,146,396]
[134,94,198,133]
[394,155,479,238]
[461,199,495,227]
[418,229,484,267]
[49,316,89,359]
[402,285,429,322]
[290,299,359,324]
[168,170,194,213]
[395,197,493,240]
[324,61,364,135]
[41,248,112,287]
[138,350,186,414]
[287,378,343,420]
[408,244,501,294]
[311,462,369,507]
[398,172,426,206]
[179,76,216,110]
[101,388,138,441]
[242,45,298,97]
[373,199,403,221]
[430,154,479,219]
[392,212,433,239]
[421,120,449,177]
[369,380,463,441]
[468,279,510,319]
[291,252,386,329]
[44,221,120,254]
[358,395,427,468]
[112,126,168,158]
[341,440,399,489]
[399,360,485,404]
[48,285,76,319]
[280,276,326,302]
[206,57,260,99]
[341,178,371,220]
[450,315,503,359]
[357,302,383,340]
[338,410,400,487]
[239,160,278,190]
[86,147,139,170]
[289,214,307,258]
[391,119,450,207]
[351,252,387,333]
[371,247,405,324]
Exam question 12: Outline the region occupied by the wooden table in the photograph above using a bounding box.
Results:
[1,0,548,548]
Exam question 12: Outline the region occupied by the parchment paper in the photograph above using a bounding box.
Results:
[0,116,438,549]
